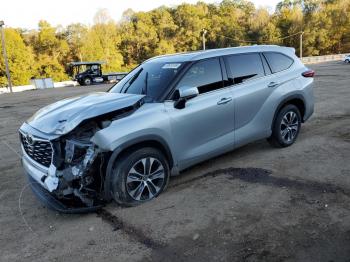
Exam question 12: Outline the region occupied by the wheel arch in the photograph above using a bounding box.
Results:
[272,95,306,130]
[102,135,174,201]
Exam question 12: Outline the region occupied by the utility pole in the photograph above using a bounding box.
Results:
[0,21,12,93]
[299,31,304,59]
[202,29,207,50]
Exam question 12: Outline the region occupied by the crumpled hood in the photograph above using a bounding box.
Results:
[27,92,144,135]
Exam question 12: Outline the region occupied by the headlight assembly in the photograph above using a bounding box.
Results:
[65,139,92,164]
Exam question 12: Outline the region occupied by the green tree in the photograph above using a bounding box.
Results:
[80,9,124,72]
[32,54,68,81]
[65,23,88,61]
[275,3,303,55]
[172,2,210,51]
[119,10,158,66]
[247,8,281,44]
[0,28,34,86]
[151,7,177,56]
[35,21,69,58]
[206,0,253,48]
[30,21,68,81]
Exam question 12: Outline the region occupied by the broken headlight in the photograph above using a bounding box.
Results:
[65,139,92,164]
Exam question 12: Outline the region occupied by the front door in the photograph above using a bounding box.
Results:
[165,58,235,169]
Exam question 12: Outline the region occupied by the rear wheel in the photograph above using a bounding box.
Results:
[110,147,170,206]
[268,104,301,148]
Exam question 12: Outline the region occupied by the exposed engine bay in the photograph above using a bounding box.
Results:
[50,122,104,207]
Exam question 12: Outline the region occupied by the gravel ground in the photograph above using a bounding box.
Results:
[0,61,349,262]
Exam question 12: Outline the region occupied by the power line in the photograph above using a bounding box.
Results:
[279,31,304,40]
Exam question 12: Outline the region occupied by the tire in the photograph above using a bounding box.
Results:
[83,77,92,86]
[268,104,301,148]
[110,147,170,206]
[345,59,350,64]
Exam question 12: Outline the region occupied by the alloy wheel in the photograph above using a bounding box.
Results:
[126,157,165,201]
[280,111,299,143]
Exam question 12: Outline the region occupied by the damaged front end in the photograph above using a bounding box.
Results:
[49,122,106,209]
[22,122,108,213]
[20,92,144,213]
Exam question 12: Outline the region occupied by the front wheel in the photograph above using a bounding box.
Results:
[268,104,301,148]
[110,147,170,206]
[345,59,350,64]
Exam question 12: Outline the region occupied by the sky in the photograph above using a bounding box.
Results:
[0,0,280,30]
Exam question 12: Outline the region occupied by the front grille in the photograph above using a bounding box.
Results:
[20,133,53,167]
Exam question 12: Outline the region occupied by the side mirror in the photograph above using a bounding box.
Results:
[178,86,199,99]
[174,86,199,109]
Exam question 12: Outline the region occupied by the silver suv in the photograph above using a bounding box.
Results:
[19,45,314,212]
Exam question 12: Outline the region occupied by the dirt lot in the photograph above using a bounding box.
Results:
[0,61,349,262]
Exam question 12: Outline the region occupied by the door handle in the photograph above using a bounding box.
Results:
[217,97,232,105]
[267,82,279,88]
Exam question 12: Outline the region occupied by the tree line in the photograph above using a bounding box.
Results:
[0,0,349,86]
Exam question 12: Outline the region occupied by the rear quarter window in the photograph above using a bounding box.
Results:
[263,52,294,73]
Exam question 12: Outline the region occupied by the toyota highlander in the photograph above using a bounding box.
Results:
[19,45,314,212]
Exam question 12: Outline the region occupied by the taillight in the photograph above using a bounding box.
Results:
[302,70,315,78]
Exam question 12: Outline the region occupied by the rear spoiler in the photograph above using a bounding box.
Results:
[285,47,296,55]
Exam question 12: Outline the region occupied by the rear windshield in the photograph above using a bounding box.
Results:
[109,62,185,101]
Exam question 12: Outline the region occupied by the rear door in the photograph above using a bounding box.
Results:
[165,57,235,169]
[223,53,276,146]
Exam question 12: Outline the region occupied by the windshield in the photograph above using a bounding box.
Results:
[109,61,185,100]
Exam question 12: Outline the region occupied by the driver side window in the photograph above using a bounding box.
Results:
[176,58,223,95]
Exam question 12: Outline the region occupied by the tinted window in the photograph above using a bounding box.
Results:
[109,62,184,101]
[177,58,223,94]
[264,52,293,73]
[224,53,265,85]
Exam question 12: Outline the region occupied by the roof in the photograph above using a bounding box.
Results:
[68,61,106,66]
[145,45,296,63]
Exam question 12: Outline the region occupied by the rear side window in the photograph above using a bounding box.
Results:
[176,58,223,94]
[224,53,265,85]
[263,52,294,73]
